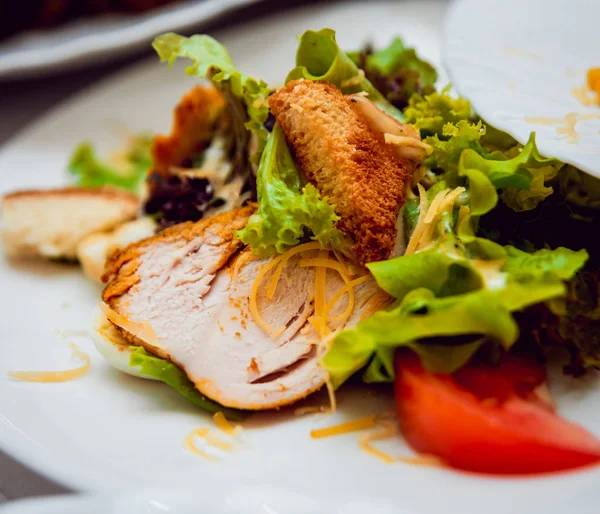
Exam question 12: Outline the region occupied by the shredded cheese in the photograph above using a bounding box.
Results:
[266,241,323,299]
[249,255,284,335]
[213,411,242,437]
[295,405,328,416]
[397,454,445,468]
[8,344,90,383]
[250,241,366,342]
[524,116,564,125]
[312,250,329,339]
[580,113,600,120]
[405,184,429,255]
[384,133,433,155]
[556,112,578,136]
[417,189,450,251]
[406,185,466,254]
[310,415,376,439]
[325,275,370,325]
[572,85,597,106]
[99,302,163,349]
[184,428,218,461]
[205,432,234,451]
[437,186,466,214]
[299,257,351,283]
[358,420,398,464]
[457,205,470,227]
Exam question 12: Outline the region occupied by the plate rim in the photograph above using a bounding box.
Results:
[0,0,258,80]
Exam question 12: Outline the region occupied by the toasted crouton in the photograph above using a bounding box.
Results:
[269,80,418,265]
[1,187,139,259]
[151,84,226,175]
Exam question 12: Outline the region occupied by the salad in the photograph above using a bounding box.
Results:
[3,28,600,476]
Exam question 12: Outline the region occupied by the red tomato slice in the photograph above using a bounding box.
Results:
[395,351,600,475]
[453,353,552,409]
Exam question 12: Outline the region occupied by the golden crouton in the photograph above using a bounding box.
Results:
[151,84,226,175]
[269,80,417,265]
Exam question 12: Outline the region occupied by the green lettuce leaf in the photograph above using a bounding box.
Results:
[286,28,402,119]
[424,120,487,173]
[153,32,271,166]
[458,133,561,190]
[403,87,472,135]
[68,136,152,193]
[503,246,588,282]
[324,279,564,388]
[500,165,558,211]
[237,124,342,256]
[129,346,243,421]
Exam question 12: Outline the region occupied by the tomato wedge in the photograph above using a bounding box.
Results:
[395,351,600,475]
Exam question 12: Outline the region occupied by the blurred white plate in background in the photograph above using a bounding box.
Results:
[0,0,259,80]
[444,0,600,177]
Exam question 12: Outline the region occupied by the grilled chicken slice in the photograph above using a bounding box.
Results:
[269,80,422,266]
[1,187,138,259]
[102,208,389,410]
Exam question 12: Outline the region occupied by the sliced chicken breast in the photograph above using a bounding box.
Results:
[102,209,389,410]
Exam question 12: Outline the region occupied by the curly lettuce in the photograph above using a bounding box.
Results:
[237,124,341,256]
[403,87,472,135]
[129,346,243,421]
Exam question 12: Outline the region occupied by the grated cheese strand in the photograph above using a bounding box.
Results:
[416,189,451,251]
[205,432,234,451]
[384,133,433,154]
[310,415,376,439]
[325,275,370,324]
[213,411,238,436]
[266,241,324,299]
[405,184,429,255]
[8,344,90,383]
[332,248,352,277]
[295,405,328,416]
[99,302,163,349]
[437,186,466,214]
[423,188,450,224]
[358,420,398,464]
[249,255,284,335]
[397,454,445,468]
[299,257,351,284]
[457,205,470,227]
[312,250,329,338]
[184,428,218,461]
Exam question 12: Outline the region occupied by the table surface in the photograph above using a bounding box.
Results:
[0,0,317,502]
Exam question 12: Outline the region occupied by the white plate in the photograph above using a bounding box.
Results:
[0,488,397,514]
[443,0,600,177]
[1,2,600,513]
[0,0,258,80]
